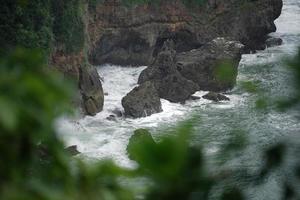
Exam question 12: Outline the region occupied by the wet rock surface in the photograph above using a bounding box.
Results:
[175,37,245,92]
[80,65,104,116]
[266,37,283,47]
[122,81,162,118]
[139,41,199,103]
[202,92,230,102]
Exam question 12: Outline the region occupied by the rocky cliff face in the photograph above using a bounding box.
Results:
[51,0,282,116]
[50,3,104,116]
[88,0,283,66]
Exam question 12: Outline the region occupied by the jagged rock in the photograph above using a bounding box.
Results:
[106,115,117,121]
[127,129,156,161]
[266,37,283,47]
[79,65,104,116]
[139,41,199,103]
[112,108,123,117]
[202,92,230,102]
[65,145,81,156]
[38,144,80,160]
[158,73,199,103]
[176,38,245,92]
[122,81,162,118]
[189,95,201,101]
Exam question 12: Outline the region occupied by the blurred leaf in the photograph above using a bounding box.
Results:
[255,98,268,110]
[240,81,259,93]
[221,187,244,200]
[0,97,18,131]
[214,60,236,83]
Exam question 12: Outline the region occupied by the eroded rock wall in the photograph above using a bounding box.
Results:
[88,0,283,66]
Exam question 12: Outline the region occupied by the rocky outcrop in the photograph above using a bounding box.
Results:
[65,145,81,156]
[88,0,283,66]
[50,2,104,116]
[202,92,230,102]
[122,81,162,118]
[139,37,244,100]
[138,41,199,103]
[80,65,104,116]
[266,37,283,47]
[51,50,104,116]
[175,38,245,91]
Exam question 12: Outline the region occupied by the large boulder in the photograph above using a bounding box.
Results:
[79,65,104,116]
[139,41,199,103]
[122,81,162,118]
[176,38,245,92]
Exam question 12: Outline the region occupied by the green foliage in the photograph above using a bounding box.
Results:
[0,0,53,55]
[276,48,300,110]
[0,49,133,200]
[214,60,238,83]
[0,0,85,56]
[52,0,85,53]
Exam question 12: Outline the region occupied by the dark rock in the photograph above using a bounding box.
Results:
[189,95,201,101]
[158,73,199,103]
[266,37,283,47]
[79,65,104,116]
[112,108,123,117]
[89,30,153,66]
[106,115,117,121]
[122,81,162,118]
[202,92,230,102]
[127,129,156,161]
[65,145,81,156]
[38,144,80,160]
[176,38,245,92]
[104,92,109,96]
[139,40,199,103]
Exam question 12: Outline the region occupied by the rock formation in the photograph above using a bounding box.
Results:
[88,0,283,66]
[79,65,104,116]
[175,37,245,91]
[138,41,199,103]
[202,92,230,102]
[266,37,283,47]
[122,81,162,118]
[51,50,104,116]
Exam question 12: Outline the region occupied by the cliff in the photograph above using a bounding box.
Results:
[1,0,282,116]
[88,0,283,66]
